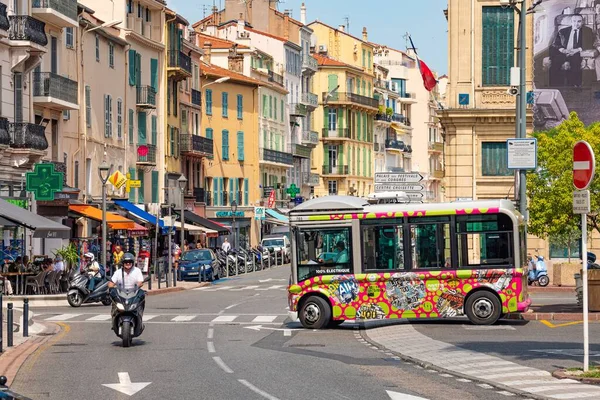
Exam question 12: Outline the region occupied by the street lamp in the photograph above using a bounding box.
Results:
[231,200,238,249]
[178,174,188,283]
[98,160,112,274]
[201,76,230,89]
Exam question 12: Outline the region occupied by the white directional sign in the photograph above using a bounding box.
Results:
[507,138,537,170]
[374,184,424,192]
[374,173,424,184]
[406,192,424,200]
[102,372,151,396]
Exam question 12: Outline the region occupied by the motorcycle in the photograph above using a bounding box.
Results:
[110,277,150,347]
[67,270,111,307]
[528,255,549,287]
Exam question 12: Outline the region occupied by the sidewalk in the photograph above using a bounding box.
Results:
[507,285,596,321]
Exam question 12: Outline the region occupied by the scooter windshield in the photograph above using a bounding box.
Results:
[116,286,140,299]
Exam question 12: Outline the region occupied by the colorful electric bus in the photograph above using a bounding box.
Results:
[287,196,531,328]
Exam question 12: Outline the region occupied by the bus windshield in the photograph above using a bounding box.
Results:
[296,227,352,281]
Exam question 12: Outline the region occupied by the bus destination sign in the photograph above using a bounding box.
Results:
[374,173,424,184]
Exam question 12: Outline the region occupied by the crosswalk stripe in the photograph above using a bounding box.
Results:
[230,285,259,291]
[45,314,81,321]
[86,315,111,321]
[251,315,277,323]
[171,315,196,322]
[522,385,590,393]
[144,314,159,321]
[211,315,237,323]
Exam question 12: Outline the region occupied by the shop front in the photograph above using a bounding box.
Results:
[205,208,259,249]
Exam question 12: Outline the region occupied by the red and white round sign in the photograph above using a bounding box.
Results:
[573,141,596,190]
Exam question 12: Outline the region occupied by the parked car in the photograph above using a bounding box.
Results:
[261,236,291,263]
[178,249,221,281]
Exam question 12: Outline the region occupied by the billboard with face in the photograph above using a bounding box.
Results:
[533,0,600,130]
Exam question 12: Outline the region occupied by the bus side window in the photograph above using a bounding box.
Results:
[456,214,514,269]
[410,222,451,270]
[362,221,405,271]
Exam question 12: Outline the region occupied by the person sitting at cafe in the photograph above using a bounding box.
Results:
[54,255,65,273]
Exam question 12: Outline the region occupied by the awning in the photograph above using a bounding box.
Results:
[162,216,207,234]
[181,210,230,235]
[128,223,149,236]
[114,200,164,228]
[266,209,288,222]
[0,198,71,239]
[69,204,135,230]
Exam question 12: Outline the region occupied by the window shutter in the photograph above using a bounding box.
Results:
[222,130,229,160]
[357,112,362,141]
[175,128,179,157]
[338,108,344,134]
[280,99,284,122]
[262,95,267,117]
[109,95,113,137]
[228,179,233,205]
[269,95,272,118]
[237,131,244,161]
[150,58,158,91]
[363,148,367,176]
[206,89,212,115]
[237,94,243,119]
[222,92,228,117]
[117,99,122,139]
[85,85,91,128]
[128,50,136,86]
[482,7,514,86]
[274,99,277,121]
[129,109,134,144]
[104,94,109,137]
[324,145,329,166]
[244,178,248,206]
[152,171,158,203]
[327,74,338,92]
[151,115,157,145]
[138,112,147,144]
[138,170,145,204]
[135,53,141,87]
[206,128,213,139]
[338,144,344,166]
[482,142,511,176]
[368,149,372,177]
[235,179,240,204]
[362,49,366,66]
[128,168,136,202]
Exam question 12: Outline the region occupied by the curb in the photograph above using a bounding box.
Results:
[147,282,209,296]
[552,369,600,384]
[528,286,575,293]
[0,322,60,385]
[505,311,599,321]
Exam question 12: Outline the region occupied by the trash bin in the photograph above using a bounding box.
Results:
[588,270,600,311]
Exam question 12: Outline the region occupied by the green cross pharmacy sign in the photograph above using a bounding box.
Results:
[286,184,300,198]
[26,163,64,201]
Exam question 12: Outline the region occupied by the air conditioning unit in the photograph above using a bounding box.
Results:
[318,45,328,54]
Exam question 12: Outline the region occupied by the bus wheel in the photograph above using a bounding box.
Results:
[299,296,331,329]
[465,291,501,325]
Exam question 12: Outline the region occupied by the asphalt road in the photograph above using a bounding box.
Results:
[9,266,535,400]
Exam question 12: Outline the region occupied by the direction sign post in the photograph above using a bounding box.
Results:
[573,140,595,372]
[374,173,424,184]
[374,184,424,192]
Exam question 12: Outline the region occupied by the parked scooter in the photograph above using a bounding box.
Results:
[110,275,150,348]
[67,270,111,307]
[528,255,549,287]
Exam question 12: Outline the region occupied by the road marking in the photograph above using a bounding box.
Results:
[467,366,535,375]
[252,315,277,323]
[541,320,583,329]
[224,304,239,310]
[238,379,281,400]
[144,314,158,321]
[462,325,516,331]
[386,390,430,399]
[230,285,259,291]
[439,373,454,378]
[212,356,233,373]
[207,328,214,339]
[456,378,472,383]
[484,371,550,379]
[212,315,237,323]
[502,379,580,386]
[259,278,286,283]
[283,329,292,336]
[86,315,111,321]
[529,349,600,357]
[171,315,196,322]
[477,384,494,389]
[207,341,215,353]
[244,325,302,332]
[102,372,151,396]
[496,391,515,396]
[45,314,81,321]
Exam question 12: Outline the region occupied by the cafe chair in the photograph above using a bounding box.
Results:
[25,271,46,295]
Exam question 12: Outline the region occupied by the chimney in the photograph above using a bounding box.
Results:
[338,25,345,32]
[300,3,306,24]
[362,27,368,42]
[228,44,244,73]
[203,41,212,64]
[238,13,245,33]
[283,12,289,40]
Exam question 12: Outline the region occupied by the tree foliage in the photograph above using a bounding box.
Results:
[527,113,600,240]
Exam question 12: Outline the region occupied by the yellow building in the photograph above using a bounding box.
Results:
[200,63,261,248]
[308,22,378,197]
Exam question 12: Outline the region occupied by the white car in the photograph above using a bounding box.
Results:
[262,236,291,263]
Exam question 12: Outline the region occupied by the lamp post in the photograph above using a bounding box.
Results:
[178,175,187,284]
[98,160,112,274]
[231,200,238,249]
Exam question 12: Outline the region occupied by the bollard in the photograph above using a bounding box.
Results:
[23,298,29,338]
[252,253,256,272]
[244,253,248,274]
[173,268,177,287]
[226,256,229,278]
[7,303,13,347]
[268,251,271,269]
[0,294,3,353]
[148,264,152,291]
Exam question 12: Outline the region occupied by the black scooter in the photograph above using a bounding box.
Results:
[67,271,111,307]
[110,277,149,347]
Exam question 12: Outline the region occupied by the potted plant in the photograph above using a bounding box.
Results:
[53,243,80,273]
[386,107,393,116]
[378,105,385,115]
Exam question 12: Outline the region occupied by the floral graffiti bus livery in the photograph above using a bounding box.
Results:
[287,196,531,329]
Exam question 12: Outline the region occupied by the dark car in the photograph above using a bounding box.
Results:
[178,249,221,281]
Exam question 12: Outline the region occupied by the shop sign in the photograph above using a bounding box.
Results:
[216,211,245,218]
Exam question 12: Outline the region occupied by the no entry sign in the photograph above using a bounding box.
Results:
[573,141,595,190]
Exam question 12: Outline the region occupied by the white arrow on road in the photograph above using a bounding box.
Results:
[244,325,300,332]
[386,390,430,400]
[102,372,151,396]
[258,278,287,283]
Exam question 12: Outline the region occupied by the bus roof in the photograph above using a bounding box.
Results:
[289,196,519,216]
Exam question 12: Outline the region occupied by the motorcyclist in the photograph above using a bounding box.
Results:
[83,253,103,292]
[108,253,145,316]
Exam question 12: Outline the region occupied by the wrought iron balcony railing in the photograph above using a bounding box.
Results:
[9,122,48,150]
[260,148,293,165]
[9,16,47,46]
[180,134,213,157]
[290,103,307,117]
[302,172,320,186]
[168,50,192,74]
[322,165,349,175]
[301,130,319,146]
[33,72,78,105]
[428,141,444,152]
[385,139,405,151]
[32,0,77,22]
[322,91,378,109]
[0,117,9,145]
[267,70,284,87]
[191,88,201,107]
[301,92,318,108]
[136,143,156,164]
[291,144,311,158]
[136,85,156,108]
[302,56,318,71]
[193,187,205,203]
[322,127,352,140]
[0,4,9,31]
[375,113,392,122]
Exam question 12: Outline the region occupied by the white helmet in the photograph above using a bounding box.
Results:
[84,252,94,261]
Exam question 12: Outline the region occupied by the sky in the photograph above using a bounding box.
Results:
[169,0,449,74]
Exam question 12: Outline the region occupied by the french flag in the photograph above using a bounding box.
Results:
[409,36,437,92]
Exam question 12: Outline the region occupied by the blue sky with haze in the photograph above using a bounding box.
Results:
[169,0,449,74]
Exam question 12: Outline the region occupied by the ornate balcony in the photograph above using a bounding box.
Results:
[302,172,320,186]
[432,169,444,179]
[322,91,378,109]
[302,56,318,73]
[291,144,311,159]
[0,4,9,35]
[0,117,9,146]
[9,16,47,47]
[136,143,156,165]
[49,160,67,185]
[322,165,349,175]
[300,92,318,109]
[33,72,78,110]
[167,50,192,81]
[428,141,444,153]
[259,148,293,166]
[385,139,405,152]
[375,113,392,124]
[267,70,284,87]
[9,123,48,150]
[180,134,213,158]
[191,88,201,107]
[290,103,308,117]
[301,130,319,147]
[136,85,156,109]
[321,127,352,140]
[32,0,77,28]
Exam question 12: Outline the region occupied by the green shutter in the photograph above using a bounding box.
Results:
[362,49,366,66]
[138,112,146,144]
[269,95,273,118]
[368,83,371,97]
[222,92,228,117]
[151,115,157,145]
[237,94,243,119]
[234,179,239,204]
[237,131,244,161]
[150,58,158,91]
[280,99,284,121]
[363,148,366,176]
[357,112,362,141]
[222,130,229,160]
[368,149,372,177]
[128,50,136,86]
[324,145,329,166]
[482,142,511,176]
[339,144,344,166]
[244,178,249,206]
[348,145,352,174]
[206,89,212,115]
[338,108,344,135]
[151,171,158,203]
[363,112,368,141]
[128,109,134,144]
[135,53,141,87]
[262,95,268,117]
[128,168,136,202]
[482,7,514,86]
[138,170,145,203]
[206,128,213,139]
[228,179,233,205]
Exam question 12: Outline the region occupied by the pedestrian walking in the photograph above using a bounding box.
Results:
[221,238,231,252]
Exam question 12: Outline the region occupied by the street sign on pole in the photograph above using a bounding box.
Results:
[573,140,596,372]
[507,138,537,170]
[406,192,424,200]
[374,173,423,184]
[573,190,590,214]
[374,184,424,192]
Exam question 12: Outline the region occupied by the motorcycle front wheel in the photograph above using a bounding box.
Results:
[101,298,112,306]
[122,320,132,347]
[538,275,550,287]
[67,291,84,307]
